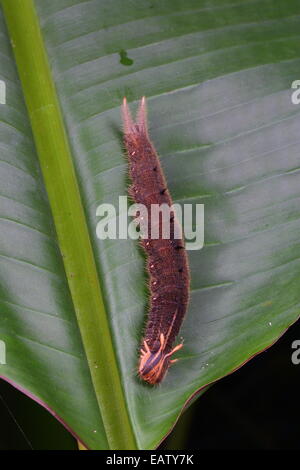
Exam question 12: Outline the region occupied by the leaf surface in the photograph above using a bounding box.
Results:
[0,0,299,449]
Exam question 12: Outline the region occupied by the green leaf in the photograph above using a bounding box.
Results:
[0,0,300,450]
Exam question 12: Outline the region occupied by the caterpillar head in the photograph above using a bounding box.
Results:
[138,333,183,385]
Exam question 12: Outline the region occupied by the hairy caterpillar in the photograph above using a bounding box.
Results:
[122,97,190,385]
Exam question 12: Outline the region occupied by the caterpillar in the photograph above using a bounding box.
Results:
[122,97,190,385]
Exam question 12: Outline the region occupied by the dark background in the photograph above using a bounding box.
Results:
[0,318,299,450]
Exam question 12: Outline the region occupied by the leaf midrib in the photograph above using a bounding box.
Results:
[1,0,137,450]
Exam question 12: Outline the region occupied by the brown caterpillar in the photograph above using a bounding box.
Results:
[122,97,190,385]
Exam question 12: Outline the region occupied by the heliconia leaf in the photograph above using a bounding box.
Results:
[0,0,299,449]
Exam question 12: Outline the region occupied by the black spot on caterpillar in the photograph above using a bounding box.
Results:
[122,97,190,385]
